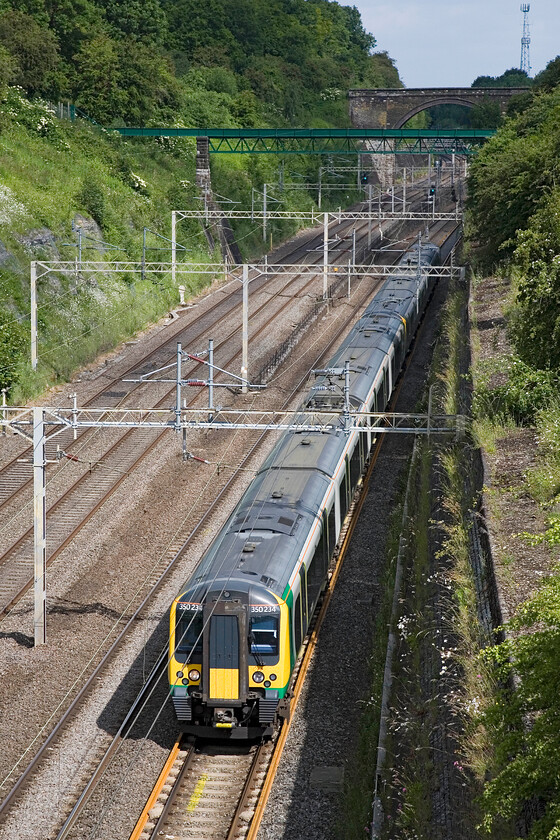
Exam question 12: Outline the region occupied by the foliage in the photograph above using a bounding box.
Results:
[469,97,502,129]
[0,0,396,129]
[0,43,16,93]
[473,354,559,424]
[534,55,560,92]
[0,306,27,391]
[467,83,560,267]
[472,68,532,89]
[480,575,560,839]
[0,9,64,97]
[75,178,105,227]
[507,190,560,370]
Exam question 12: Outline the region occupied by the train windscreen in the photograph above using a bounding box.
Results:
[249,615,279,656]
[175,609,203,663]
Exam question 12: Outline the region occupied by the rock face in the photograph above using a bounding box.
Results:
[16,228,60,258]
[72,214,104,250]
[0,239,20,271]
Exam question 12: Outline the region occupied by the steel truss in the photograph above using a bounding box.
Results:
[33,261,462,280]
[173,209,462,223]
[2,406,468,437]
[115,127,493,155]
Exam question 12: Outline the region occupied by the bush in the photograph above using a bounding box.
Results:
[75,178,105,228]
[0,307,27,392]
[473,354,559,424]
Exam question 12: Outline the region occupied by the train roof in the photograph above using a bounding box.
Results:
[176,240,441,605]
[179,465,332,601]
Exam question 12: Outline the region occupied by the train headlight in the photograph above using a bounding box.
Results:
[252,671,265,683]
[269,673,277,681]
[176,671,184,679]
[188,669,201,681]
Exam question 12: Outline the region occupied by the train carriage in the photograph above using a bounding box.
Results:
[168,239,440,738]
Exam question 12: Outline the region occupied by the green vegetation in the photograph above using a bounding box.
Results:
[0,0,399,127]
[0,0,402,400]
[466,55,560,840]
[0,88,366,399]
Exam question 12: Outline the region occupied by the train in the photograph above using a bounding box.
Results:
[168,237,441,738]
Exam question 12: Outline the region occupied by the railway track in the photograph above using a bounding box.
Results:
[0,180,433,503]
[0,215,416,827]
[33,220,461,840]
[0,196,458,837]
[131,740,273,840]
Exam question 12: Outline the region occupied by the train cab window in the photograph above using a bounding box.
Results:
[175,610,203,663]
[249,615,279,657]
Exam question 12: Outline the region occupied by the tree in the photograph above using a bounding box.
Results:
[104,0,168,46]
[117,41,183,124]
[0,9,61,96]
[469,97,502,128]
[44,0,105,61]
[467,86,560,265]
[509,190,560,369]
[472,67,531,88]
[534,55,560,92]
[0,42,16,93]
[73,34,125,123]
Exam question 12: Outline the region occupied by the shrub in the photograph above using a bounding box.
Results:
[75,178,105,228]
[0,307,27,392]
[473,354,558,424]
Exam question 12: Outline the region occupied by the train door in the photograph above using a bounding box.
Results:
[349,436,362,493]
[327,502,336,559]
[203,601,247,703]
[339,459,350,524]
[299,566,308,638]
[308,515,328,614]
[293,593,303,657]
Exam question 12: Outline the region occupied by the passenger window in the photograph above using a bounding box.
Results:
[175,611,203,663]
[249,615,279,657]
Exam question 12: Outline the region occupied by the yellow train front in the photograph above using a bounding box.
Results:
[169,579,293,739]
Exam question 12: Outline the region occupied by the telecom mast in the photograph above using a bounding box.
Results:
[520,4,531,76]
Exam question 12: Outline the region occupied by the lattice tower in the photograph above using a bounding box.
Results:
[520,3,531,76]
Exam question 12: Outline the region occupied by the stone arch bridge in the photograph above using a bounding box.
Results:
[349,87,527,188]
[349,87,528,130]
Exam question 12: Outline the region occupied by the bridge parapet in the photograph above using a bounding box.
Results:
[349,87,529,129]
